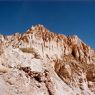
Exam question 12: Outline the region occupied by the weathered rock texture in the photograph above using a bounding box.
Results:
[0,24,95,95]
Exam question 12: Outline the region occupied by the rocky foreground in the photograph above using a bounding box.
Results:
[0,24,95,95]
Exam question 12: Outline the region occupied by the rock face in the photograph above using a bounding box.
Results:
[0,24,95,95]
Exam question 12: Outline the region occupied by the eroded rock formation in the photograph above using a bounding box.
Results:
[0,24,95,95]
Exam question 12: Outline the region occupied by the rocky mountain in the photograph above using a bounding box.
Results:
[0,24,95,95]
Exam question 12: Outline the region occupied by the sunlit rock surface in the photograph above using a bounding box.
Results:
[0,24,95,95]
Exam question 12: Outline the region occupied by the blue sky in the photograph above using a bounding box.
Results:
[0,1,95,48]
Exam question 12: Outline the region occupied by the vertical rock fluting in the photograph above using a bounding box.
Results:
[0,24,95,95]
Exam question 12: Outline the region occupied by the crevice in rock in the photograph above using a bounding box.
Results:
[19,67,55,95]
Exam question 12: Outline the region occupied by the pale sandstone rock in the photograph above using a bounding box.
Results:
[0,24,95,95]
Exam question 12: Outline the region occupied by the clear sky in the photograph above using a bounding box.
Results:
[0,1,95,48]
